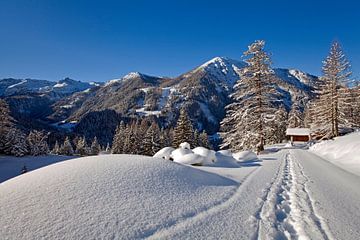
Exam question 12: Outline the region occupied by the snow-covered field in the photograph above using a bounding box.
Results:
[1,142,360,239]
[310,132,360,176]
[0,154,77,183]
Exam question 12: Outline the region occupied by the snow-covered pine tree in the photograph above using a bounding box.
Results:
[220,40,283,152]
[199,130,210,149]
[310,41,352,138]
[159,128,171,149]
[0,99,14,153]
[142,122,161,155]
[60,136,74,155]
[193,129,200,147]
[4,128,28,157]
[137,119,150,154]
[173,109,194,148]
[287,101,304,128]
[75,137,87,156]
[27,130,49,156]
[52,140,61,155]
[112,121,126,154]
[90,136,101,155]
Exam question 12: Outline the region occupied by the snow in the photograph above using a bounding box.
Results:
[309,132,360,176]
[286,128,310,136]
[7,79,27,88]
[0,155,76,183]
[53,82,68,88]
[173,153,206,165]
[192,147,217,165]
[170,148,193,161]
[196,57,246,86]
[135,107,162,116]
[153,147,175,160]
[233,150,258,162]
[179,142,190,150]
[198,102,218,124]
[0,155,238,239]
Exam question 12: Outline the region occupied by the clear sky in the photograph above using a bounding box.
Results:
[0,0,359,82]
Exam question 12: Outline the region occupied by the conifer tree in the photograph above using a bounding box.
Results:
[173,109,194,148]
[52,140,61,155]
[0,99,14,153]
[60,137,74,155]
[310,41,352,138]
[220,40,283,152]
[27,130,49,156]
[112,121,126,154]
[199,130,210,149]
[193,129,200,147]
[287,102,304,128]
[143,122,161,155]
[75,137,87,156]
[4,128,28,157]
[90,136,101,155]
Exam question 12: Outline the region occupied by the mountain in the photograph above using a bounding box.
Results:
[0,77,100,97]
[0,57,318,144]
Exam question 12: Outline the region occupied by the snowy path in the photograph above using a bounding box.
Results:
[148,149,360,239]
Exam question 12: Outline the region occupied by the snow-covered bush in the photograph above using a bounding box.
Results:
[214,151,239,167]
[153,147,175,160]
[179,142,191,150]
[233,150,258,162]
[173,153,205,165]
[170,148,193,162]
[192,147,217,165]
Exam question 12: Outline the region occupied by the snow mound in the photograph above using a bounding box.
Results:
[153,147,175,160]
[217,150,233,157]
[214,151,240,168]
[192,147,217,165]
[233,150,258,162]
[170,148,193,162]
[0,155,237,239]
[174,153,206,165]
[179,142,191,150]
[309,132,360,176]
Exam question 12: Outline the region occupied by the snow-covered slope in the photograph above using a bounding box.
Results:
[0,155,237,239]
[310,132,360,176]
[0,77,99,97]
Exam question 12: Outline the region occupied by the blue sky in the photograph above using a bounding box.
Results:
[0,0,359,82]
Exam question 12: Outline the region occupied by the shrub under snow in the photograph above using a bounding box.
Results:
[153,147,175,160]
[154,142,259,167]
[232,150,258,162]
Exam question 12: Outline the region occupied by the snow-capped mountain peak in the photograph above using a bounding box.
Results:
[193,57,246,86]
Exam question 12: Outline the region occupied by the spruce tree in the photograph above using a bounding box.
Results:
[220,40,283,152]
[0,99,14,153]
[60,137,74,155]
[287,102,304,128]
[112,121,126,154]
[27,130,49,156]
[199,130,210,149]
[75,137,87,156]
[173,109,194,148]
[4,128,28,157]
[52,140,61,155]
[142,122,161,155]
[90,136,101,155]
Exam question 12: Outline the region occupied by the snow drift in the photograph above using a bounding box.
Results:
[0,155,237,239]
[310,132,360,176]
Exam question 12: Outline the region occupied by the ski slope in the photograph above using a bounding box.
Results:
[1,148,359,239]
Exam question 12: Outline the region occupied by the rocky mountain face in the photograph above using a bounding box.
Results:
[0,57,318,143]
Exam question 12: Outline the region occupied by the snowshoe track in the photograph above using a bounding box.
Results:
[255,151,334,240]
